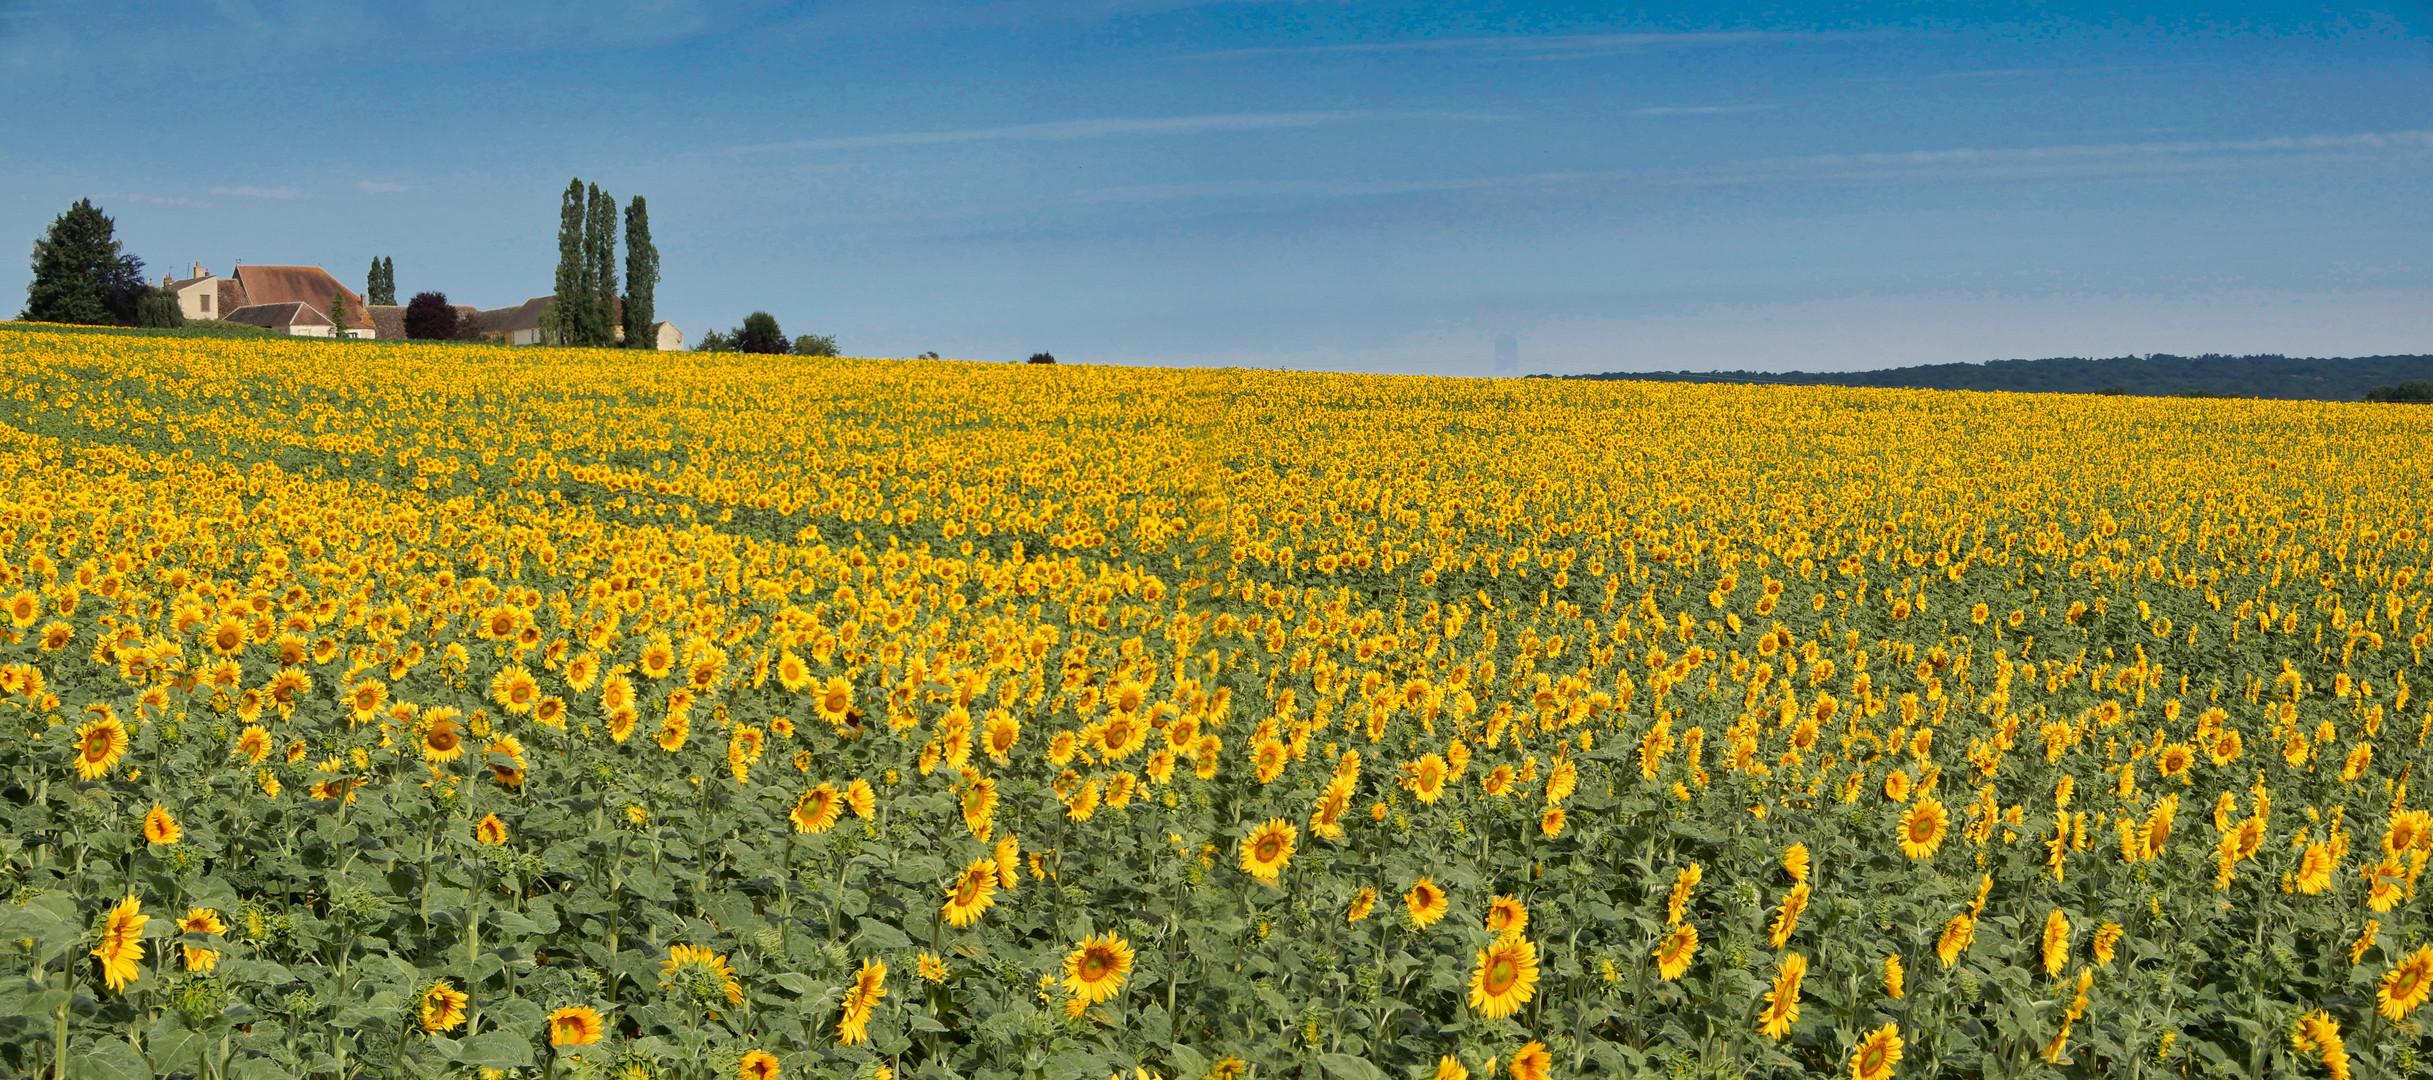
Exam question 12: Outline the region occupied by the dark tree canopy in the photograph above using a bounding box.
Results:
[582,183,618,347]
[693,329,736,352]
[736,311,787,354]
[22,199,147,325]
[793,333,838,357]
[2367,380,2433,403]
[366,257,396,306]
[1027,352,1056,364]
[404,291,459,341]
[622,196,658,348]
[135,287,184,329]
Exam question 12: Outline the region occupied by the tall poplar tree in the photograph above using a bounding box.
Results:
[584,183,618,346]
[544,178,586,345]
[622,196,658,348]
[366,257,396,305]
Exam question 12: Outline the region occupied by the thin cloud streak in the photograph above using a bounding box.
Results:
[208,185,303,199]
[735,110,1502,153]
[1068,129,2433,206]
[1629,105,1778,116]
[1178,30,1876,61]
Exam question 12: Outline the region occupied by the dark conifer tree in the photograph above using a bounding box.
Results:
[22,199,147,325]
[544,178,586,345]
[584,183,618,346]
[622,196,658,348]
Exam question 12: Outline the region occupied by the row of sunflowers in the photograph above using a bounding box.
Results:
[0,323,2430,1080]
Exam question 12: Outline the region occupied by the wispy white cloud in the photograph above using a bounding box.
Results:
[1179,31,1873,61]
[1067,128,2433,206]
[736,110,1494,153]
[209,185,302,199]
[1628,104,1778,116]
[91,191,212,208]
[358,180,409,194]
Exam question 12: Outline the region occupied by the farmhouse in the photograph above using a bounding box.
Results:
[173,264,376,337]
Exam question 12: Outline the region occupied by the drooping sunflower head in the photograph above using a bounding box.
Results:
[143,803,181,845]
[1485,895,1528,936]
[942,858,998,927]
[475,814,508,845]
[737,1050,780,1080]
[1405,878,1449,928]
[1347,886,1376,923]
[419,981,469,1033]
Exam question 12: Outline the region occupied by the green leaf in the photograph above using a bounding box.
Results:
[66,1038,151,1080]
[145,1015,207,1076]
[451,1030,537,1069]
[855,918,914,951]
[1314,1054,1386,1080]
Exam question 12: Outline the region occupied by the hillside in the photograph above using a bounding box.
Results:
[1549,352,2433,401]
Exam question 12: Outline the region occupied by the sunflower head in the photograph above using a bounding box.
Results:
[548,1005,605,1046]
[1061,933,1135,1005]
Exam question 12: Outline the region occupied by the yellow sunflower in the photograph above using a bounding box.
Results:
[420,980,469,1033]
[942,858,998,927]
[548,1005,604,1046]
[91,895,145,992]
[1061,933,1134,1005]
[837,957,887,1045]
[1899,796,1948,859]
[143,803,181,845]
[1240,819,1296,884]
[1849,1023,1903,1080]
[1347,886,1376,923]
[1485,895,1528,936]
[475,814,508,845]
[738,1050,780,1080]
[793,784,842,834]
[421,710,466,763]
[177,908,225,973]
[1667,864,1702,925]
[1406,878,1449,928]
[844,777,877,818]
[1758,952,1807,1039]
[1467,935,1540,1019]
[72,714,129,779]
[2379,945,2433,1021]
[1653,923,1698,980]
[1883,954,1905,998]
[234,724,272,765]
[1508,1040,1552,1080]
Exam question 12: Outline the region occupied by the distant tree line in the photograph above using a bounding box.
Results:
[693,311,841,357]
[1553,353,2433,403]
[541,178,660,348]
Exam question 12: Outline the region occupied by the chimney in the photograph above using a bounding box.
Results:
[192,262,203,279]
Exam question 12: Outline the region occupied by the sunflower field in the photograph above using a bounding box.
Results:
[0,322,2430,1080]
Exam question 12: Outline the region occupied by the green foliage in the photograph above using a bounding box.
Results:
[694,328,736,353]
[623,196,659,349]
[367,257,397,307]
[21,199,147,326]
[545,178,587,347]
[793,333,839,357]
[2365,380,2433,404]
[737,311,786,354]
[584,183,620,348]
[135,287,185,329]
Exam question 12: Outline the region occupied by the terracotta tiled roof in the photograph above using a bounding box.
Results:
[233,266,370,330]
[367,305,407,340]
[223,302,331,331]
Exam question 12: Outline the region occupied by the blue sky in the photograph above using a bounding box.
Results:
[4,1,2428,374]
